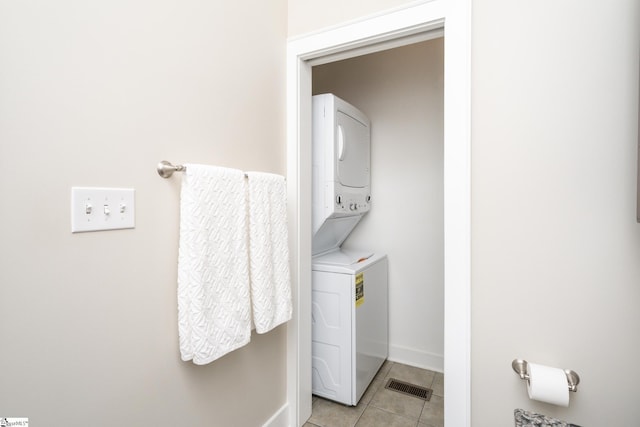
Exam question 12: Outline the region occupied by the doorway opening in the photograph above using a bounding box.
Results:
[312,36,445,375]
[286,2,471,426]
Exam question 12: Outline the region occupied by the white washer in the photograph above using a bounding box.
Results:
[311,250,388,406]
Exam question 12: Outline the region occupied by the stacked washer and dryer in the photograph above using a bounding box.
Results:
[311,94,389,406]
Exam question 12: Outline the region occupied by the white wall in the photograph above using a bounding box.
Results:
[471,0,640,425]
[290,0,640,425]
[288,0,411,36]
[0,1,288,426]
[312,39,445,371]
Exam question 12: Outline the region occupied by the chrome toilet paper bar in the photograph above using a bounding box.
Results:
[512,359,580,392]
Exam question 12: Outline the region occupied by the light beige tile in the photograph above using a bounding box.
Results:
[369,386,425,420]
[386,363,436,389]
[309,363,444,427]
[356,406,418,427]
[360,377,384,406]
[419,394,444,427]
[431,372,444,397]
[375,360,394,381]
[308,397,365,427]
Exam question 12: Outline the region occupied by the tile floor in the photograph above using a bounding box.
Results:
[304,361,444,427]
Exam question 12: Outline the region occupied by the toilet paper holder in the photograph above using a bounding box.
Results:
[512,359,580,392]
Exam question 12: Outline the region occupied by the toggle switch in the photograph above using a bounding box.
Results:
[71,187,135,233]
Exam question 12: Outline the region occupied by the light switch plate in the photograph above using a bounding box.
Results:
[71,187,135,233]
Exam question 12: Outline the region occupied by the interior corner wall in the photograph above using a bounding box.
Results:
[471,0,640,425]
[312,38,445,372]
[0,1,287,426]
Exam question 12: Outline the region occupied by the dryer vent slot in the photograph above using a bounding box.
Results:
[384,378,433,401]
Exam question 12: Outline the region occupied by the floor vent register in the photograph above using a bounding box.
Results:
[384,378,433,401]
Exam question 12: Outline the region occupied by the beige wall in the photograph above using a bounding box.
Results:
[0,1,287,426]
[288,0,410,36]
[312,39,445,371]
[472,0,640,425]
[290,0,640,425]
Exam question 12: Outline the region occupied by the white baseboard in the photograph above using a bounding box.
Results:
[262,403,289,427]
[388,344,444,373]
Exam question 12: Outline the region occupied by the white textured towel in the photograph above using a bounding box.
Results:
[246,172,292,334]
[177,164,251,364]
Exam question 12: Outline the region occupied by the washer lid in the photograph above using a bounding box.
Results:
[313,248,373,266]
[312,250,387,273]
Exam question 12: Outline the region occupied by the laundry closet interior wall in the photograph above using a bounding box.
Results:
[312,38,445,371]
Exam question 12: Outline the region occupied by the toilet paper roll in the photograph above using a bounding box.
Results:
[526,363,570,407]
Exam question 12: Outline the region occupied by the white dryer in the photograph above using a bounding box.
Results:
[311,94,388,406]
[312,93,371,255]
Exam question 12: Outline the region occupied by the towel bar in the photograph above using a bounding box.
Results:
[157,160,284,180]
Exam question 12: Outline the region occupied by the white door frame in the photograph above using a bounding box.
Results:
[285,1,471,426]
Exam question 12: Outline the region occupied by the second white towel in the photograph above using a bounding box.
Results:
[246,172,292,334]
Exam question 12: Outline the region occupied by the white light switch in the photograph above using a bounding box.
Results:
[71,187,135,233]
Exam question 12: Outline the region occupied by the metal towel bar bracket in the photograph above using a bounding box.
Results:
[512,359,580,392]
[157,161,185,178]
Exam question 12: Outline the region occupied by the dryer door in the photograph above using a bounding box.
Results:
[336,111,370,188]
